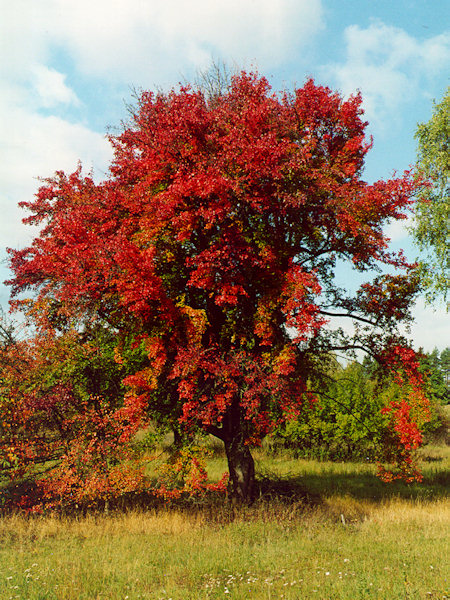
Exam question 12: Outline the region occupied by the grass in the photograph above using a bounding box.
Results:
[1,443,449,600]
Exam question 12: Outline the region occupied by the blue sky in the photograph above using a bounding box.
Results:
[0,0,448,350]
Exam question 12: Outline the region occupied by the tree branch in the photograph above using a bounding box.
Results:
[319,310,377,327]
[204,424,224,441]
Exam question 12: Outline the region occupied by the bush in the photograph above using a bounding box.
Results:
[270,357,444,462]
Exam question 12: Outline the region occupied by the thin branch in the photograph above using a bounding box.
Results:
[319,310,377,327]
[322,344,378,359]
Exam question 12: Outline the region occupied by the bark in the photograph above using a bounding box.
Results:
[207,398,256,504]
[223,432,255,504]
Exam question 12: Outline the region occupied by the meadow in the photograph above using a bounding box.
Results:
[1,441,449,600]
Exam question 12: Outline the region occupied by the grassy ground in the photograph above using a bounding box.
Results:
[0,446,448,600]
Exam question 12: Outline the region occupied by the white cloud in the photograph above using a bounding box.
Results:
[1,0,324,87]
[323,21,450,129]
[72,0,322,80]
[0,0,51,80]
[385,217,411,244]
[31,65,80,108]
[324,298,449,356]
[0,97,112,249]
[406,300,449,353]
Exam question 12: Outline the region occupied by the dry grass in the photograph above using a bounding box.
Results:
[0,499,448,599]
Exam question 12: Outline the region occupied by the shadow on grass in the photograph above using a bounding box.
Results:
[254,468,449,504]
[1,462,448,518]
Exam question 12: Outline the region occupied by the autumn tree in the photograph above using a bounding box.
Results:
[7,72,430,502]
[412,88,449,302]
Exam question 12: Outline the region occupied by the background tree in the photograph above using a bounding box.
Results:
[271,358,386,461]
[419,347,449,405]
[440,347,450,391]
[271,350,444,462]
[7,72,430,502]
[411,88,449,302]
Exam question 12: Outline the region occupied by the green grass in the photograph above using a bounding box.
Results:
[210,442,450,502]
[1,445,449,600]
[0,498,448,599]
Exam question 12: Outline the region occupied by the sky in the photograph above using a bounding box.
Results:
[0,0,448,351]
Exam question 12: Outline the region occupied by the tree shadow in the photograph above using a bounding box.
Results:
[1,459,448,517]
[255,469,449,504]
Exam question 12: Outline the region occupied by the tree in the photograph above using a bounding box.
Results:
[271,349,444,462]
[412,88,449,302]
[7,72,430,502]
[418,347,449,405]
[271,358,386,461]
[440,347,450,391]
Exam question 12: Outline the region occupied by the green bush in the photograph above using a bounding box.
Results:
[270,353,446,462]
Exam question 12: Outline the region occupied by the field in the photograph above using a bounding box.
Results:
[1,441,449,600]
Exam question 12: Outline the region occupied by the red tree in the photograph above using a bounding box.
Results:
[7,72,429,502]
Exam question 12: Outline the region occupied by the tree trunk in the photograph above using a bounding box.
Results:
[224,432,255,504]
[207,398,256,504]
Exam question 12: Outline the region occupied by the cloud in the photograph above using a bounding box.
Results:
[0,1,51,80]
[59,0,323,83]
[31,65,80,108]
[323,21,450,129]
[385,217,411,244]
[406,300,449,353]
[324,298,448,356]
[0,97,112,249]
[1,0,323,89]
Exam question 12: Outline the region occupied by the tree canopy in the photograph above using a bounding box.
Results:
[5,72,431,503]
[412,88,449,302]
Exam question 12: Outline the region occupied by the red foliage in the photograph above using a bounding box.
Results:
[375,343,431,482]
[153,446,228,501]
